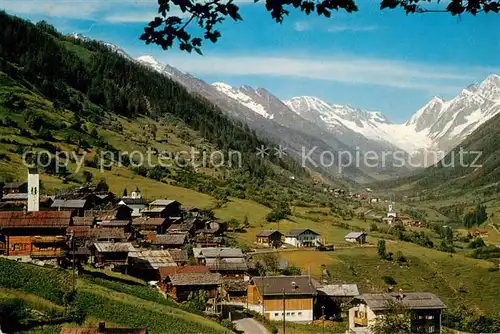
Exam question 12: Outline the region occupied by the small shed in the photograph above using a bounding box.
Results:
[256,230,283,247]
[344,232,367,244]
[165,272,222,302]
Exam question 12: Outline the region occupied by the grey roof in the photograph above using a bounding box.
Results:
[93,242,135,253]
[100,220,130,227]
[257,230,282,237]
[119,198,148,205]
[3,182,26,189]
[151,234,187,246]
[1,193,28,200]
[359,293,446,311]
[149,199,179,207]
[142,207,168,213]
[193,247,244,259]
[167,248,189,263]
[73,217,95,226]
[51,199,88,209]
[285,228,319,237]
[128,249,178,269]
[169,272,222,286]
[252,276,317,296]
[345,232,366,239]
[317,284,359,297]
[206,257,248,271]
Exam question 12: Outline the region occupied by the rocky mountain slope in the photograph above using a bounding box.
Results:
[285,75,500,160]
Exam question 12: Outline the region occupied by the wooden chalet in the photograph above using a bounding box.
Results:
[0,211,72,258]
[2,182,27,194]
[72,216,95,227]
[167,218,195,236]
[193,247,248,277]
[248,275,318,322]
[99,220,132,232]
[51,199,92,216]
[91,242,135,271]
[148,199,181,216]
[164,272,222,302]
[132,217,170,234]
[167,248,189,266]
[256,230,283,247]
[150,234,187,249]
[128,249,179,281]
[158,265,210,292]
[85,205,133,222]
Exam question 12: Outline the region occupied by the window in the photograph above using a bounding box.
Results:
[298,312,302,316]
[13,244,21,250]
[426,315,434,320]
[274,313,279,316]
[428,326,435,333]
[291,312,295,315]
[286,312,290,316]
[418,315,424,320]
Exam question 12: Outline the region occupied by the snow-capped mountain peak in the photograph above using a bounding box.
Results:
[477,74,500,101]
[137,55,164,73]
[212,82,274,119]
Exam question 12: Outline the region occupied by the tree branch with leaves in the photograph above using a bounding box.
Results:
[141,0,500,54]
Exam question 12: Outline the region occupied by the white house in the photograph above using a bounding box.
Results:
[348,292,445,334]
[284,229,320,248]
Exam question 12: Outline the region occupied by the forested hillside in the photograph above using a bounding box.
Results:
[0,11,345,207]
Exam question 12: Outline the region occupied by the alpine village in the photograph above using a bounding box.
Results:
[0,6,500,334]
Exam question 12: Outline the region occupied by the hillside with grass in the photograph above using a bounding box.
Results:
[0,259,231,333]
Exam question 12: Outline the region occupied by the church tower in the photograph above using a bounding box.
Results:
[27,168,39,212]
[130,186,142,199]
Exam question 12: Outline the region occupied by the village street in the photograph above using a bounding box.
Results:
[233,317,269,334]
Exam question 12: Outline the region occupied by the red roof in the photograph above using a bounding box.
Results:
[159,265,210,280]
[0,211,72,228]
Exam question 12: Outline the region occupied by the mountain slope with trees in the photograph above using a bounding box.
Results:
[0,11,347,208]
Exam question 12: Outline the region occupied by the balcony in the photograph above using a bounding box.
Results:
[354,317,368,326]
[32,236,67,244]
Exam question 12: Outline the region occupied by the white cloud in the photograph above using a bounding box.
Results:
[157,53,497,93]
[294,21,310,32]
[327,24,379,32]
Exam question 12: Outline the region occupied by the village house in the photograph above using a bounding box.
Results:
[194,247,248,277]
[247,275,318,322]
[150,234,187,249]
[256,230,283,247]
[147,199,181,217]
[51,199,92,217]
[0,193,54,209]
[2,182,27,194]
[0,211,72,258]
[91,242,136,271]
[127,249,178,281]
[348,292,446,334]
[167,219,195,236]
[158,265,211,292]
[164,272,222,302]
[86,205,133,222]
[344,232,367,244]
[316,284,359,319]
[133,217,170,235]
[284,229,321,248]
[99,220,132,232]
[194,221,225,240]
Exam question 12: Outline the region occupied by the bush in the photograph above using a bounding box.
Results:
[468,238,486,249]
[382,275,397,285]
[220,319,235,331]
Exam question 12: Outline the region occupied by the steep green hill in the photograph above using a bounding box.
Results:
[0,11,349,209]
[0,259,230,333]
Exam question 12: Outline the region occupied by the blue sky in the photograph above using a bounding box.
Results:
[1,0,500,122]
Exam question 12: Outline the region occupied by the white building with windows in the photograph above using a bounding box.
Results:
[284,229,320,248]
